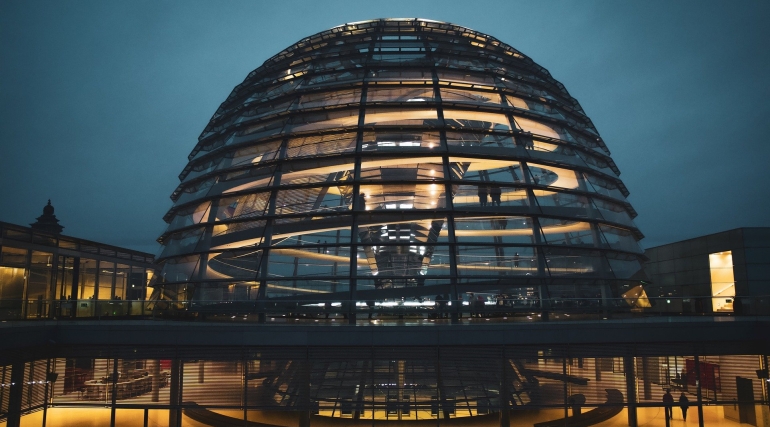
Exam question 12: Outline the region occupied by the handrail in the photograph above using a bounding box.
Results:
[0,295,767,322]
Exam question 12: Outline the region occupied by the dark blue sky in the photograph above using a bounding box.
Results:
[1,1,769,254]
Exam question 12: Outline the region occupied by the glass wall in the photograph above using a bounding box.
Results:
[155,18,644,317]
[0,222,157,320]
[8,347,768,427]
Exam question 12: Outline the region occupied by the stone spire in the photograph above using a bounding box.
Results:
[30,199,64,234]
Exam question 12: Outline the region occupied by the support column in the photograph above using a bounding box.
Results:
[624,356,637,427]
[6,362,24,427]
[694,356,704,427]
[70,258,80,318]
[595,357,602,381]
[563,358,569,420]
[110,358,119,427]
[169,359,182,427]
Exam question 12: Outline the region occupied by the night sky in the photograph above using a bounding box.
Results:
[1,1,768,255]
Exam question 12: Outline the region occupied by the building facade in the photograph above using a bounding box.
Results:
[0,19,767,427]
[645,227,770,315]
[0,216,156,320]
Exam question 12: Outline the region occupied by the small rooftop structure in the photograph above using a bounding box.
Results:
[29,199,64,234]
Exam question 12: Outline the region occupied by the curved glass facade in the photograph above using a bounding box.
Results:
[155,18,645,315]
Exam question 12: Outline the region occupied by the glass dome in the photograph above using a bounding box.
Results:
[154,18,646,320]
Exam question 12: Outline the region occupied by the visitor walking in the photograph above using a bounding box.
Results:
[679,392,689,421]
[663,389,674,420]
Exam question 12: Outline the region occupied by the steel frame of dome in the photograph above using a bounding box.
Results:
[155,18,646,321]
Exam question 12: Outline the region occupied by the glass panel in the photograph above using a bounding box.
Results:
[451,184,529,208]
[527,162,581,190]
[303,69,365,89]
[291,109,359,132]
[592,198,634,227]
[367,87,435,103]
[539,218,596,247]
[505,95,566,119]
[436,70,497,87]
[234,116,288,143]
[0,246,27,266]
[167,201,211,231]
[159,228,204,259]
[545,248,607,277]
[356,218,449,281]
[211,219,267,240]
[220,164,276,195]
[449,157,523,183]
[78,258,97,300]
[356,244,450,283]
[268,246,351,277]
[532,190,599,219]
[360,159,444,181]
[203,250,262,281]
[27,251,52,307]
[367,68,432,84]
[230,140,282,166]
[285,132,357,159]
[363,108,438,126]
[583,173,626,200]
[599,225,642,253]
[361,131,441,151]
[182,361,243,407]
[215,193,270,222]
[514,116,572,141]
[128,266,146,302]
[454,216,536,244]
[174,176,218,205]
[498,76,557,100]
[606,253,644,279]
[55,255,75,300]
[159,255,201,283]
[440,88,503,106]
[296,88,361,109]
[264,279,349,299]
[114,263,130,300]
[274,229,352,249]
[443,109,511,131]
[359,183,446,210]
[0,266,24,318]
[455,245,537,276]
[238,97,295,123]
[280,159,354,187]
[275,187,352,216]
[445,131,517,148]
[97,261,114,300]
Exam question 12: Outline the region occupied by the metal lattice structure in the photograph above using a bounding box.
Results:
[155,18,646,316]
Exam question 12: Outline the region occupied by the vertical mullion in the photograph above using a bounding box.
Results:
[256,138,288,322]
[347,23,378,325]
[428,31,460,324]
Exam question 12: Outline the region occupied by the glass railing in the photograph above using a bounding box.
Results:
[0,295,768,323]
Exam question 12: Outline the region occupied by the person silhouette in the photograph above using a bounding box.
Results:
[663,389,674,420]
[477,186,488,206]
[679,392,689,421]
[490,185,502,206]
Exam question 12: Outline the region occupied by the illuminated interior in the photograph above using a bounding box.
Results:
[154,17,646,316]
[709,251,735,312]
